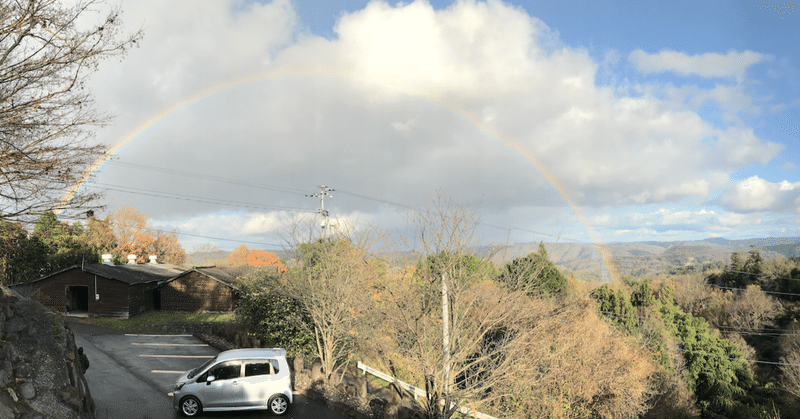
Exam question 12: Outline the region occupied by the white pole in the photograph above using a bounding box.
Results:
[442,272,450,418]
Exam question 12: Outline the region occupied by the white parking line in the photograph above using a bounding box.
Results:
[131,343,208,347]
[126,334,193,337]
[139,355,213,358]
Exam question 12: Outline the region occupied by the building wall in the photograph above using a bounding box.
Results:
[160,271,236,312]
[129,282,159,318]
[28,269,155,318]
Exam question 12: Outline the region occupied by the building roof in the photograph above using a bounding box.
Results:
[164,265,279,289]
[87,263,185,285]
[19,263,186,286]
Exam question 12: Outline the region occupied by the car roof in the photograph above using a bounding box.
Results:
[216,348,286,362]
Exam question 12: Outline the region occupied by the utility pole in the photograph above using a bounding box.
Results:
[441,272,450,419]
[307,185,334,239]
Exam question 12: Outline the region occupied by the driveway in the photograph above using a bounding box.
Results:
[67,319,349,419]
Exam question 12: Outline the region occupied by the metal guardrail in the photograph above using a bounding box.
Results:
[356,361,497,419]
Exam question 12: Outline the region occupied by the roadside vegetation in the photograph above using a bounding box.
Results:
[79,310,234,333]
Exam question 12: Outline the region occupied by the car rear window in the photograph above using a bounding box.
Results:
[245,359,279,376]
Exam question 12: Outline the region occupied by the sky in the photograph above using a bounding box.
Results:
[73,0,800,252]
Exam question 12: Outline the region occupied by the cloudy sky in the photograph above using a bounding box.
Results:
[75,0,800,252]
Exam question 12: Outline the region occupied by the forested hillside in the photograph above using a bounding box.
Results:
[494,238,798,282]
[231,199,800,419]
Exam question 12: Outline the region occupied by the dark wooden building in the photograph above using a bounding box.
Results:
[160,266,277,312]
[13,263,183,318]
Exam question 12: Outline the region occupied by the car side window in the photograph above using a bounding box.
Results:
[210,361,241,380]
[245,360,274,377]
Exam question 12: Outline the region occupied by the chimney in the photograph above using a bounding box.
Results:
[127,254,137,265]
[149,255,158,264]
[102,254,113,265]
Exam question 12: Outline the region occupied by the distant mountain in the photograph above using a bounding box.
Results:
[497,237,800,281]
[186,249,291,267]
[188,237,799,281]
[185,250,231,267]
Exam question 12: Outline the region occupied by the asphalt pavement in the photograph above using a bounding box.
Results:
[67,319,350,419]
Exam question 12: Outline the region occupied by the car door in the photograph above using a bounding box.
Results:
[240,359,281,406]
[196,360,244,408]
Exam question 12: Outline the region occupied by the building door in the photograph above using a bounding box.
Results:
[66,286,89,312]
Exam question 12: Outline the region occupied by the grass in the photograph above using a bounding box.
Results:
[79,310,235,332]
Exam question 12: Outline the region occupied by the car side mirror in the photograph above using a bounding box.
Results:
[206,375,215,385]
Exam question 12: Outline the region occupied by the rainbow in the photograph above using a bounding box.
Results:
[59,68,620,283]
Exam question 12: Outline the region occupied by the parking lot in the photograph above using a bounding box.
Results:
[69,320,347,419]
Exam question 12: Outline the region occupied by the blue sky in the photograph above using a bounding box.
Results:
[83,0,800,250]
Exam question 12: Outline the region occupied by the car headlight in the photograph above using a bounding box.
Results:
[174,382,185,392]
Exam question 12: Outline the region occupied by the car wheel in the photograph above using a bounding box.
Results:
[180,396,202,417]
[268,394,289,416]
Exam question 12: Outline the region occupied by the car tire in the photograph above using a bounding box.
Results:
[268,394,290,416]
[180,396,202,417]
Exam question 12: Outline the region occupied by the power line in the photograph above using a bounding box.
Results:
[106,161,588,243]
[599,310,800,338]
[541,305,800,368]
[103,161,310,195]
[51,215,287,249]
[665,276,800,298]
[721,269,800,283]
[335,188,584,242]
[84,182,313,213]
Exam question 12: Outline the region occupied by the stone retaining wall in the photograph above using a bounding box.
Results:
[0,287,95,418]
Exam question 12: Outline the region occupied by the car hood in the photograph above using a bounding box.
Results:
[175,370,191,385]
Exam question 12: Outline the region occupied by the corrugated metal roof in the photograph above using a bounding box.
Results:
[18,263,186,286]
[85,263,185,285]
[165,265,279,288]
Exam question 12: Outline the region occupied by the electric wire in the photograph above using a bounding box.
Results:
[101,162,586,243]
[554,307,800,367]
[103,161,310,195]
[84,181,313,213]
[599,311,800,338]
[665,276,800,298]
[722,269,800,282]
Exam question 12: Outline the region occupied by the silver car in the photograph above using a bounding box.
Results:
[173,348,293,417]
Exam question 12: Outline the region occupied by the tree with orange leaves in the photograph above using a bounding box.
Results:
[226,244,249,266]
[247,249,287,273]
[108,205,185,265]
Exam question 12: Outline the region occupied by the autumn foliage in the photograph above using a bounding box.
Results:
[246,249,287,273]
[226,244,249,266]
[226,244,286,273]
[108,205,186,265]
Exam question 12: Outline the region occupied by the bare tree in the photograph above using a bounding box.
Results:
[0,0,141,221]
[780,322,800,398]
[287,218,381,386]
[374,192,528,419]
[720,285,778,331]
[190,242,220,266]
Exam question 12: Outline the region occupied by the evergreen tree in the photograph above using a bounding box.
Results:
[499,241,568,295]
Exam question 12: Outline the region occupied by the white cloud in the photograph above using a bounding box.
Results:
[623,208,717,227]
[391,118,417,131]
[242,213,285,235]
[718,176,800,212]
[81,0,789,246]
[717,212,762,226]
[589,214,611,225]
[629,49,769,82]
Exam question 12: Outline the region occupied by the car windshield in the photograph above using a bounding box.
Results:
[187,356,217,379]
